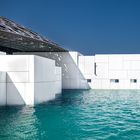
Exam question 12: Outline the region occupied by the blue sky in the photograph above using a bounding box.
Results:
[1,0,140,55]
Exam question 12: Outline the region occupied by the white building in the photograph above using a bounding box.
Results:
[0,17,140,106]
[0,55,62,106]
[79,54,140,89]
[18,52,140,90]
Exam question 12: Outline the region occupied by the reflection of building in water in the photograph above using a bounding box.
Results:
[0,17,140,106]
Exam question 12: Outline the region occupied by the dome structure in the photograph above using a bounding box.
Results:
[0,16,67,54]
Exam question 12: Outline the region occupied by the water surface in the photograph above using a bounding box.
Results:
[0,90,140,140]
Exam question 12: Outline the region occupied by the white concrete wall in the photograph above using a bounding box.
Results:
[54,67,62,93]
[15,52,90,89]
[34,56,62,104]
[79,56,95,88]
[0,72,6,105]
[0,55,62,106]
[14,52,140,90]
[0,55,31,105]
[79,54,140,89]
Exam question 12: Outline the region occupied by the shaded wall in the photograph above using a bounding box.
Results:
[0,72,6,105]
[0,55,62,105]
[15,52,90,89]
[79,54,140,89]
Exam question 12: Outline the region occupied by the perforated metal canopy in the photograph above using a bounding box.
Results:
[0,17,67,54]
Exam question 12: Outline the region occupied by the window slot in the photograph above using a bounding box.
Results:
[87,79,91,83]
[110,79,119,83]
[130,79,137,83]
[94,63,97,76]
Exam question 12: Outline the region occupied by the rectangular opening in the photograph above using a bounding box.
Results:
[130,79,137,83]
[110,79,119,83]
[94,63,97,76]
[87,79,91,83]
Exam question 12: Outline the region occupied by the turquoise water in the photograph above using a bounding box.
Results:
[1,90,140,140]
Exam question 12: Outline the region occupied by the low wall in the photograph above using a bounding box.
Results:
[0,55,62,106]
[0,72,6,105]
[34,56,62,104]
[14,52,90,89]
[79,54,140,89]
[13,52,140,89]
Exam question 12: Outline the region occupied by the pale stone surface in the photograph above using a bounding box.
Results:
[0,72,6,105]
[14,52,140,90]
[0,55,62,106]
[15,52,90,89]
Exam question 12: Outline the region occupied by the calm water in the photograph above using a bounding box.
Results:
[1,90,140,140]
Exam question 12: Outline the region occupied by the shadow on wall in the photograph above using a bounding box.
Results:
[36,52,91,89]
[6,74,25,105]
[14,52,91,89]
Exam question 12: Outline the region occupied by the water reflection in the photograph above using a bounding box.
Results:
[0,106,39,139]
[1,90,140,139]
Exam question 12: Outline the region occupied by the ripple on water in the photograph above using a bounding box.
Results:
[1,90,140,140]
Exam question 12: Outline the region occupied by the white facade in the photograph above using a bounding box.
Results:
[79,54,140,89]
[0,55,61,106]
[15,52,90,89]
[1,52,140,106]
[15,52,140,90]
[0,72,6,105]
